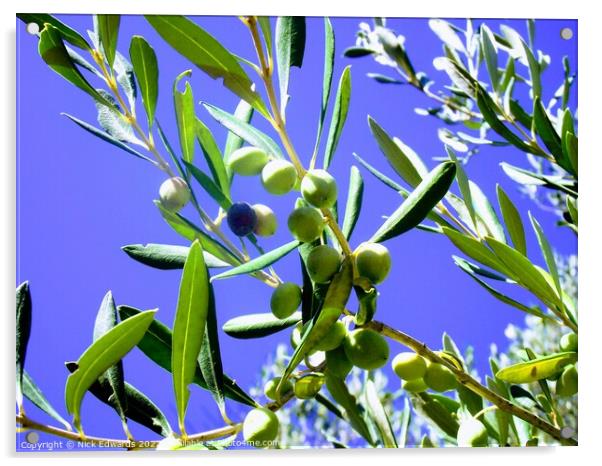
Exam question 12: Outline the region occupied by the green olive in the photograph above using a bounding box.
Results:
[294,373,324,399]
[560,333,578,353]
[270,282,302,319]
[402,378,428,393]
[423,362,457,392]
[354,242,392,284]
[325,345,353,378]
[300,169,338,208]
[287,207,325,243]
[343,328,389,370]
[264,377,293,401]
[556,364,578,397]
[228,146,269,176]
[159,177,190,212]
[314,321,347,352]
[242,407,279,448]
[306,245,342,284]
[457,417,489,447]
[261,160,297,195]
[252,204,277,237]
[391,352,427,380]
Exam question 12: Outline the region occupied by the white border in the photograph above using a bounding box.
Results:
[3,1,600,465]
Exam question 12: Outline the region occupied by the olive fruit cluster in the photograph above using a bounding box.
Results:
[391,352,457,393]
[226,202,277,237]
[159,177,191,212]
[242,407,279,448]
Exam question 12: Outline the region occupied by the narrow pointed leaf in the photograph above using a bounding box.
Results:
[16,282,32,409]
[174,77,196,164]
[529,213,563,303]
[18,14,90,50]
[342,166,364,240]
[533,97,566,166]
[172,240,209,434]
[497,185,527,255]
[122,243,230,270]
[275,17,306,114]
[443,227,509,275]
[410,392,459,439]
[323,66,351,168]
[469,180,505,242]
[480,24,499,92]
[194,119,230,197]
[364,380,398,448]
[500,162,577,197]
[183,160,231,210]
[129,36,159,127]
[222,312,301,339]
[22,371,71,431]
[114,51,137,111]
[95,91,141,145]
[257,17,273,56]
[398,398,412,447]
[156,119,186,177]
[496,352,577,383]
[65,310,156,430]
[446,146,477,230]
[312,18,335,159]
[521,38,541,99]
[97,15,120,68]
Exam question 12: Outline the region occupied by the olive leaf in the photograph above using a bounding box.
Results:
[96,15,120,68]
[480,24,499,92]
[496,352,577,383]
[343,46,375,58]
[173,72,196,164]
[529,213,563,305]
[118,306,256,406]
[410,392,459,439]
[195,119,230,198]
[223,98,254,177]
[222,312,301,339]
[500,162,577,197]
[370,161,456,243]
[323,65,351,169]
[122,243,230,270]
[257,17,273,56]
[364,380,397,448]
[113,51,137,111]
[95,91,142,145]
[172,240,209,434]
[16,282,32,410]
[443,227,509,275]
[398,398,412,447]
[146,15,269,118]
[22,371,72,431]
[468,180,505,242]
[496,185,527,255]
[341,166,364,241]
[276,16,306,116]
[65,309,156,432]
[129,35,159,127]
[533,97,570,171]
[156,119,187,177]
[183,160,232,211]
[17,14,91,50]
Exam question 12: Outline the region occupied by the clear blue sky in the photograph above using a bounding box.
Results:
[16,15,577,447]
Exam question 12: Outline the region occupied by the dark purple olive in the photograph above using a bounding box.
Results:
[227,202,258,237]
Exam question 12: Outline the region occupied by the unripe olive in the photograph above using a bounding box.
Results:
[159,177,190,212]
[228,146,269,176]
[270,282,302,319]
[457,417,489,447]
[264,376,293,401]
[560,333,578,353]
[325,345,353,378]
[306,245,342,284]
[392,352,427,380]
[556,365,578,397]
[402,378,428,393]
[301,169,338,208]
[227,202,258,237]
[423,362,457,392]
[252,204,277,237]
[287,207,325,243]
[261,160,297,195]
[243,407,279,447]
[355,242,392,284]
[343,328,390,370]
[294,373,324,399]
[314,321,347,352]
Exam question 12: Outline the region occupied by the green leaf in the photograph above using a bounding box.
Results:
[114,51,137,111]
[194,119,230,197]
[223,99,254,176]
[342,166,364,240]
[323,66,351,169]
[443,227,509,274]
[497,185,527,255]
[521,38,541,99]
[22,371,71,431]
[38,24,114,108]
[146,15,269,118]
[368,116,425,188]
[533,97,567,168]
[95,91,141,145]
[257,17,273,56]
[203,103,283,158]
[469,181,505,242]
[364,380,398,448]
[353,152,403,191]
[183,160,231,211]
[275,17,306,115]
[370,161,456,243]
[343,46,375,58]
[410,392,459,439]
[18,14,90,50]
[118,306,256,407]
[62,113,155,165]
[500,162,577,197]
[446,147,476,230]
[92,292,128,431]
[398,398,412,447]
[96,15,120,68]
[429,19,466,53]
[367,73,404,84]
[480,24,499,93]
[122,243,230,270]
[129,36,159,127]
[566,197,578,227]
[173,73,196,164]
[65,362,172,437]
[172,240,209,434]
[16,282,32,410]
[496,352,577,383]
[222,312,301,339]
[563,132,578,176]
[65,309,156,431]
[212,240,300,281]
[529,213,563,304]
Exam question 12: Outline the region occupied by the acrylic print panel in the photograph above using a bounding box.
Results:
[16,14,577,451]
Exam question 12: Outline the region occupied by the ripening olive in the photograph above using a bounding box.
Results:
[306,245,342,284]
[243,407,279,447]
[252,204,277,237]
[343,328,390,370]
[354,242,392,284]
[325,345,353,378]
[159,177,190,212]
[270,282,302,319]
[391,352,427,381]
[264,377,293,401]
[294,373,324,399]
[314,321,347,352]
[261,160,297,195]
[228,146,269,176]
[402,378,428,393]
[227,202,258,237]
[457,417,489,447]
[423,362,457,392]
[300,169,338,208]
[560,333,578,353]
[556,365,578,397]
[287,207,325,243]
